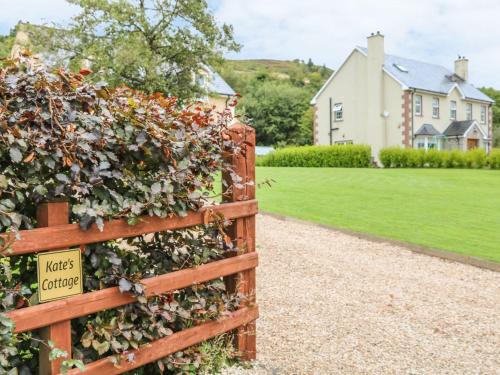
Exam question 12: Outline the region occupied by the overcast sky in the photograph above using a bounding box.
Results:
[1,0,499,87]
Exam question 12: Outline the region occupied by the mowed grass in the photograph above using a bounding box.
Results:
[256,167,500,262]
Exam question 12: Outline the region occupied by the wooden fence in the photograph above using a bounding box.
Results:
[3,123,258,374]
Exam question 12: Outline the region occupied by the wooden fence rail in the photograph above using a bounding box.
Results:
[3,123,258,374]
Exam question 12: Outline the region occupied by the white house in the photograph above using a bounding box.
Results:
[311,33,495,162]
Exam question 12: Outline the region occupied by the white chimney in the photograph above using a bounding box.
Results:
[455,56,469,81]
[367,31,385,66]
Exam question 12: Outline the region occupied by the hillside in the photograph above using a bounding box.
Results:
[216,59,333,146]
[217,59,333,95]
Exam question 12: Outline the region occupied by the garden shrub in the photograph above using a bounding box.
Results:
[380,147,498,169]
[258,145,371,168]
[424,149,443,168]
[379,147,412,168]
[465,148,487,169]
[0,56,243,374]
[488,149,500,169]
[407,149,425,168]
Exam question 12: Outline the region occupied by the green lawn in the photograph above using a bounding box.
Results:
[256,167,500,262]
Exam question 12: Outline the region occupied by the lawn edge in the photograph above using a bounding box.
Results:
[260,211,500,273]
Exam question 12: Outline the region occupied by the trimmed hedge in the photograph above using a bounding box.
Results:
[489,149,500,169]
[257,145,371,168]
[380,147,499,169]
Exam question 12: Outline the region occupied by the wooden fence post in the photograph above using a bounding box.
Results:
[222,123,257,360]
[37,201,73,375]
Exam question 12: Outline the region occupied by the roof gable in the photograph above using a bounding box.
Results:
[443,120,487,138]
[415,124,442,136]
[310,48,359,105]
[201,66,235,96]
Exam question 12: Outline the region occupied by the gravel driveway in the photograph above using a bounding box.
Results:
[224,214,500,375]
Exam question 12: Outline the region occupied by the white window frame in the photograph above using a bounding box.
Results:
[466,103,473,121]
[432,97,440,119]
[415,95,422,116]
[480,105,487,124]
[333,103,343,121]
[450,100,457,120]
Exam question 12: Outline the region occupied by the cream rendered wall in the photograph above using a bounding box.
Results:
[365,34,385,160]
[315,48,407,160]
[460,100,489,136]
[412,92,449,134]
[412,88,489,147]
[314,50,368,146]
[383,73,405,148]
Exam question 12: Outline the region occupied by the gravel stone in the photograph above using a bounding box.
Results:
[223,214,500,375]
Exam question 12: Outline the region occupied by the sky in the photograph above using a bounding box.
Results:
[1,0,499,87]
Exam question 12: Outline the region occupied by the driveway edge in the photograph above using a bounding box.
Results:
[260,211,500,273]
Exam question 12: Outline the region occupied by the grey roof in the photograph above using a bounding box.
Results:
[415,124,442,136]
[204,66,235,96]
[443,120,476,136]
[357,47,494,103]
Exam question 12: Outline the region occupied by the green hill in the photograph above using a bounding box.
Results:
[216,59,333,146]
[218,59,333,95]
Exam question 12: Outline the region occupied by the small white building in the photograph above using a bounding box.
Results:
[311,33,495,162]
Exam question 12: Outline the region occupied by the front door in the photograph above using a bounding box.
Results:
[467,138,479,150]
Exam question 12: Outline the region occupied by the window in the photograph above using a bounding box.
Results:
[450,100,457,120]
[481,105,487,124]
[333,103,343,121]
[393,63,408,73]
[415,95,422,116]
[466,103,473,120]
[416,137,438,150]
[432,97,440,118]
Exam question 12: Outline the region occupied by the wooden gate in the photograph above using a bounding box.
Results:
[3,123,258,374]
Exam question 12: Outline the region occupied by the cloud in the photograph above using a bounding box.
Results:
[1,0,498,87]
[0,0,78,33]
[214,0,500,87]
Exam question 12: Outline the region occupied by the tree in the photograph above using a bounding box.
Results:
[0,28,16,58]
[480,87,500,126]
[307,58,314,70]
[239,81,310,145]
[34,0,240,100]
[297,107,314,145]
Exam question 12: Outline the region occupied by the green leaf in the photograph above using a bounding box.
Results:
[0,175,7,189]
[151,182,161,195]
[92,340,110,355]
[34,185,48,195]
